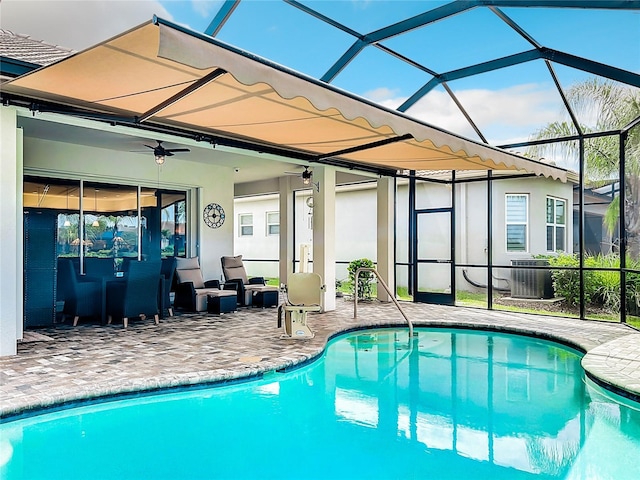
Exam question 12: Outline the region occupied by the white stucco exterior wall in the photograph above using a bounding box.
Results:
[0,107,22,355]
[234,194,281,278]
[235,175,573,294]
[233,182,379,282]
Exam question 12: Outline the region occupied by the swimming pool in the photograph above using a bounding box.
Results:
[1,328,639,479]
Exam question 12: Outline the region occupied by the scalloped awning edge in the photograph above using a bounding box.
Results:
[157,23,568,182]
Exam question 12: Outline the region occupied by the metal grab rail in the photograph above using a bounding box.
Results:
[354,267,414,337]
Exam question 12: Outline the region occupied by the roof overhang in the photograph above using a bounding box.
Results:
[2,17,568,182]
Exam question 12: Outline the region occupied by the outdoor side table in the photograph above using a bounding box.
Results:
[207,290,237,314]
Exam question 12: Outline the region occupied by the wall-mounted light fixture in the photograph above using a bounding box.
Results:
[302,167,312,186]
[301,167,320,192]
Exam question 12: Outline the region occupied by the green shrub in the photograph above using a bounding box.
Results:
[347,258,375,300]
[545,254,589,306]
[590,255,620,312]
[546,253,640,314]
[626,258,640,315]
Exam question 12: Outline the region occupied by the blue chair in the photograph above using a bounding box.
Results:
[106,260,162,328]
[160,257,177,317]
[59,258,102,326]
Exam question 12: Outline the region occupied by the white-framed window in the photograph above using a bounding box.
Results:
[546,197,566,252]
[266,211,279,236]
[238,213,253,237]
[506,194,528,252]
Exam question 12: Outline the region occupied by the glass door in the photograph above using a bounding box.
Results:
[410,174,455,306]
[414,208,455,305]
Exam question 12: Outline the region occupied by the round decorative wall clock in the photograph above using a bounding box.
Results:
[203,202,225,229]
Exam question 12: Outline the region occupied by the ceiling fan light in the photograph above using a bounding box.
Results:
[155,154,165,165]
[302,168,312,185]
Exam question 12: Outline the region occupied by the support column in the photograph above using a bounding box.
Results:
[0,106,22,356]
[377,177,395,302]
[312,166,336,311]
[279,176,294,286]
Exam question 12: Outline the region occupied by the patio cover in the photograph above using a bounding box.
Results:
[2,18,567,181]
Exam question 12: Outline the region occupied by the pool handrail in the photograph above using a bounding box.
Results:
[354,267,414,337]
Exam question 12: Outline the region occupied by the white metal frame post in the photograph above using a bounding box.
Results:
[312,165,336,311]
[279,176,294,285]
[377,176,395,302]
[0,106,22,355]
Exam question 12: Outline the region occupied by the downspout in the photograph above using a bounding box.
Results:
[620,130,627,323]
[579,138,585,319]
[488,170,494,308]
[408,171,416,297]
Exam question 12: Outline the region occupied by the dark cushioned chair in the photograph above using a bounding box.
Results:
[106,260,162,328]
[56,256,80,305]
[160,257,177,317]
[221,255,278,307]
[59,258,102,326]
[174,257,225,312]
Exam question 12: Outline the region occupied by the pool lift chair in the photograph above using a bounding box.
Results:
[278,272,325,339]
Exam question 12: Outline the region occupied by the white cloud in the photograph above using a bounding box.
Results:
[364,87,402,105]
[0,0,173,51]
[350,0,373,11]
[363,83,566,146]
[190,0,221,19]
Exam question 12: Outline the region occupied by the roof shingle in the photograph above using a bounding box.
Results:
[0,29,74,66]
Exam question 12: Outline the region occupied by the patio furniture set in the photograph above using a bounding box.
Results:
[174,255,280,315]
[57,255,280,328]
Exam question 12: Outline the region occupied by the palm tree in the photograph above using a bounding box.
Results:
[527,78,640,258]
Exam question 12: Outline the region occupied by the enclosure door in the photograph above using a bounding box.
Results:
[413,208,455,305]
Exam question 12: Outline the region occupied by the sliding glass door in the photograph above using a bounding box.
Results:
[23,176,188,326]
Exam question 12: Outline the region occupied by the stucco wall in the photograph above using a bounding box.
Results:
[236,176,574,291]
[233,184,378,281]
[1,107,22,354]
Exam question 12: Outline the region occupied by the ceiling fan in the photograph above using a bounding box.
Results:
[284,166,313,186]
[145,140,190,165]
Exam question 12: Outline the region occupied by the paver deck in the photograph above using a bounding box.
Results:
[1,300,639,419]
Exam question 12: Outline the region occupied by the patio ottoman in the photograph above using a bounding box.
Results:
[207,290,237,314]
[252,287,279,308]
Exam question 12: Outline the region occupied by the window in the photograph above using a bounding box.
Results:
[506,194,528,252]
[546,197,566,252]
[24,177,189,267]
[239,214,253,236]
[161,195,187,258]
[266,211,279,236]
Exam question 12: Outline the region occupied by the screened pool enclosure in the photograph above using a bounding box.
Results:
[2,1,639,330]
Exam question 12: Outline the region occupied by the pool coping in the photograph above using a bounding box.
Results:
[1,301,638,421]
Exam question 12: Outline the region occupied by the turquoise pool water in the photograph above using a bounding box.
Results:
[1,328,639,479]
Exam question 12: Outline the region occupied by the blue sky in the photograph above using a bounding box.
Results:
[2,0,639,148]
